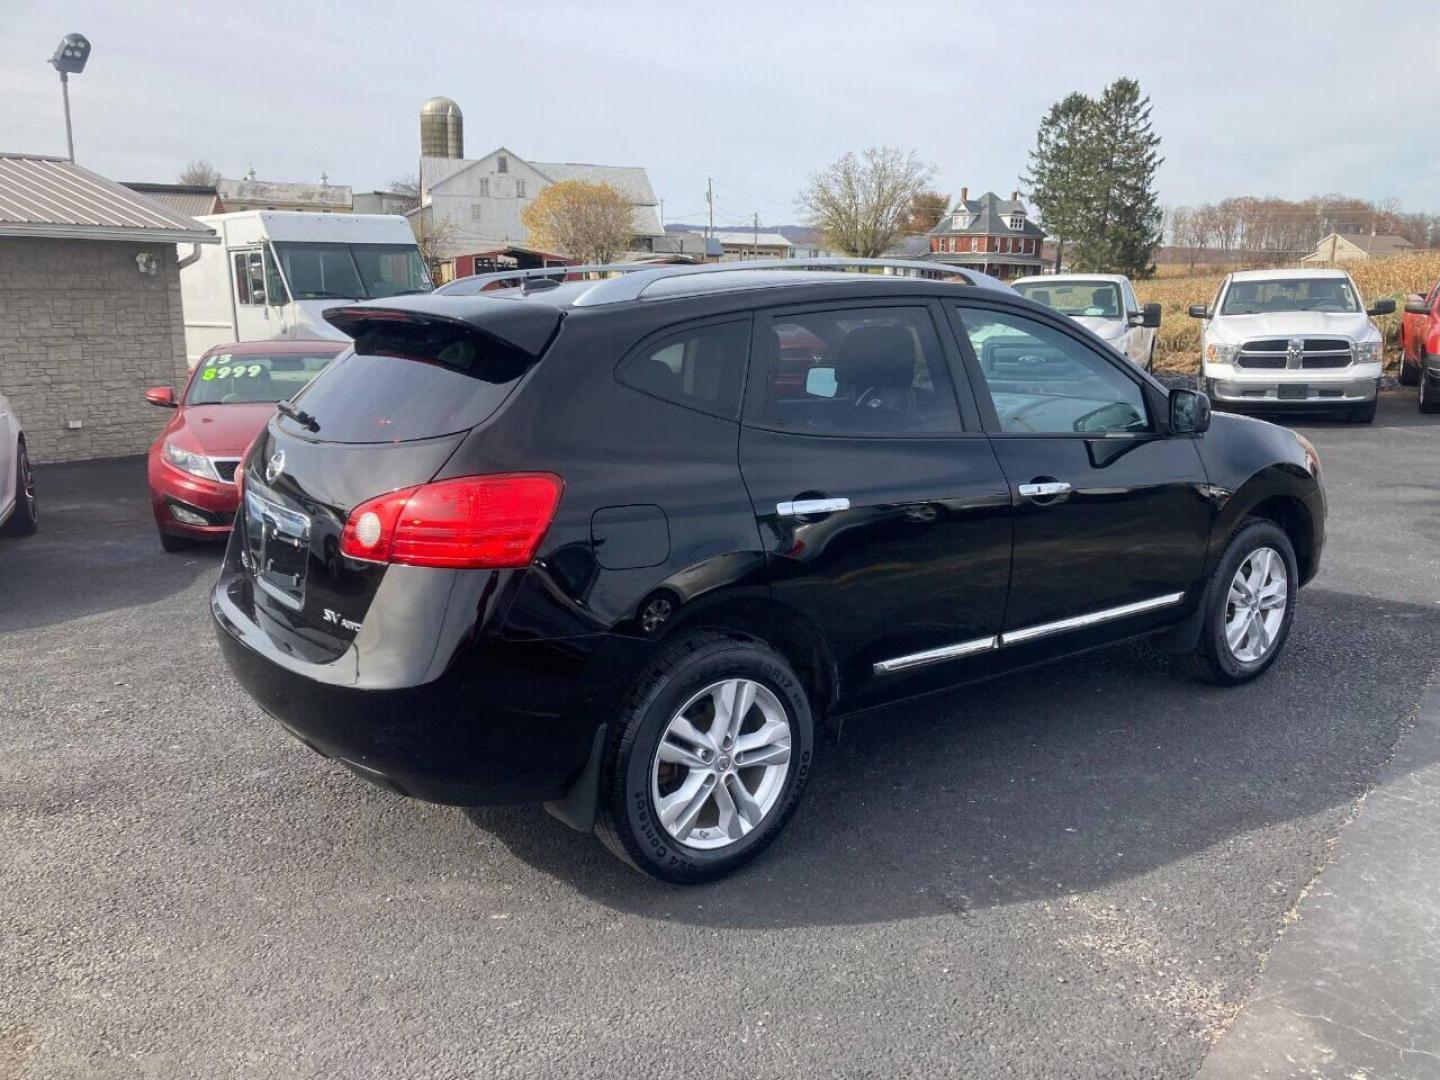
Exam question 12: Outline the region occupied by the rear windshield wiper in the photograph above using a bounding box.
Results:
[276,399,320,432]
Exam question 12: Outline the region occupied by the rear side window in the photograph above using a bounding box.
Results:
[288,319,531,443]
[617,319,750,419]
[758,306,962,435]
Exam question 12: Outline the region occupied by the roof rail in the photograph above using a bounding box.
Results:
[434,257,1012,303]
[571,258,1008,306]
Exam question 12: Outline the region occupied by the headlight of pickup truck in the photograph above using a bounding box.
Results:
[162,440,220,481]
[1205,342,1241,365]
[1353,341,1382,365]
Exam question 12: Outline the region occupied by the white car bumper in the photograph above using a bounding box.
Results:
[1202,362,1382,406]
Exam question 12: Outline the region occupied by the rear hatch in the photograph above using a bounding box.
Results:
[230,298,561,663]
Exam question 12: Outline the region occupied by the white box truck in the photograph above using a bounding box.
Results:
[180,211,430,366]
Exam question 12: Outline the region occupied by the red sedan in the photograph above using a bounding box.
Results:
[145,340,345,550]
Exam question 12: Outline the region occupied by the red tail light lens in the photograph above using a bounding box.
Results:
[340,473,563,569]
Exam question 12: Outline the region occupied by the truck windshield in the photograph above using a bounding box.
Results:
[1014,281,1122,318]
[271,242,431,301]
[1221,278,1359,315]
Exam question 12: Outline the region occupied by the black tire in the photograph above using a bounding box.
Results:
[1183,519,1298,686]
[1398,358,1419,387]
[595,631,815,883]
[1420,360,1440,415]
[0,440,37,537]
[158,530,194,553]
[1346,398,1377,423]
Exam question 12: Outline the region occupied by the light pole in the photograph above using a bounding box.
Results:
[49,33,91,162]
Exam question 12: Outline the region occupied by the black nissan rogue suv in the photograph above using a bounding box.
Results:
[214,260,1325,883]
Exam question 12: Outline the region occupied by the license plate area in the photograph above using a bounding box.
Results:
[1277,385,1309,400]
[244,490,312,610]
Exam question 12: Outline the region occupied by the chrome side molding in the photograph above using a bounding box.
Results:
[872,635,998,674]
[872,592,1185,675]
[1001,592,1184,645]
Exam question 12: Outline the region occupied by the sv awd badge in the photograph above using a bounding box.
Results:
[322,608,362,633]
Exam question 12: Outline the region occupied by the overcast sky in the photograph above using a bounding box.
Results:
[3,0,1435,227]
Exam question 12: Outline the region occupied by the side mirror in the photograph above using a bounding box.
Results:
[1131,302,1162,329]
[1405,299,1430,315]
[1367,298,1396,316]
[1169,387,1210,435]
[144,386,177,408]
[1187,304,1210,319]
[805,365,838,398]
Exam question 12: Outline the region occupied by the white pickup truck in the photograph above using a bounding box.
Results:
[1189,268,1394,423]
[1012,273,1161,368]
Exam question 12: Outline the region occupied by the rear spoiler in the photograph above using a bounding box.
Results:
[324,295,562,358]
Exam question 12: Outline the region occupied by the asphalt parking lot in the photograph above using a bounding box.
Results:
[3,392,1438,1079]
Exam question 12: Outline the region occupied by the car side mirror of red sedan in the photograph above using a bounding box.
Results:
[1404,299,1430,316]
[144,386,177,408]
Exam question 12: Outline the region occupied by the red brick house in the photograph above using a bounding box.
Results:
[926,188,1045,280]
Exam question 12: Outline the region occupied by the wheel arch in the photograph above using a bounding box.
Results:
[1233,490,1318,584]
[651,593,840,722]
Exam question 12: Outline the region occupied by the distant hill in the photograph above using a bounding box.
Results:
[666,223,821,243]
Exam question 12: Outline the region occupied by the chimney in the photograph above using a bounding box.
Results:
[1011,190,1020,202]
[960,186,968,203]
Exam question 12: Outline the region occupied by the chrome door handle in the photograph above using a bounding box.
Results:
[777,497,850,517]
[1017,481,1071,499]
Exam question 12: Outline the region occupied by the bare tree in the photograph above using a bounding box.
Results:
[178,158,220,187]
[797,147,935,257]
[521,180,634,264]
[408,209,457,281]
[388,174,420,198]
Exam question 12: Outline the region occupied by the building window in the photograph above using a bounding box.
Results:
[470,204,482,220]
[516,179,526,198]
[1008,214,1025,230]
[497,155,509,174]
[478,177,489,197]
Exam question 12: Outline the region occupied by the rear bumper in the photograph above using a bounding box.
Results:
[212,583,610,806]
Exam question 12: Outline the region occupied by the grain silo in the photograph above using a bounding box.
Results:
[420,97,464,159]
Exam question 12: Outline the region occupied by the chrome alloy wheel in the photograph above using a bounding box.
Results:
[1225,546,1288,663]
[650,678,792,851]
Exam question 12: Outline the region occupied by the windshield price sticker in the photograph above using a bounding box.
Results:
[201,362,264,381]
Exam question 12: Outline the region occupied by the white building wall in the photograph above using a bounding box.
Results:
[426,151,552,255]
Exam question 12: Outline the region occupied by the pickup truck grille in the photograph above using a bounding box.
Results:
[1235,338,1352,370]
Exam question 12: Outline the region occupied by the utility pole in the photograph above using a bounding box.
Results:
[753,212,759,259]
[59,73,74,161]
[658,197,665,227]
[706,178,714,239]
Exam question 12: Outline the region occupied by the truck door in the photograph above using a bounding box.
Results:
[231,249,281,341]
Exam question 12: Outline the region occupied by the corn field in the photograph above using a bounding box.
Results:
[1135,252,1440,374]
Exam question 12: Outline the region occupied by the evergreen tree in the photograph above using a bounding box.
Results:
[1024,79,1163,277]
[1022,92,1094,272]
[1073,78,1164,276]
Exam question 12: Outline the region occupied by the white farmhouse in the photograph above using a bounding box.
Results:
[416,148,664,274]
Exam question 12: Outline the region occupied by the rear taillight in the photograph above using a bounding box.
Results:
[339,473,563,569]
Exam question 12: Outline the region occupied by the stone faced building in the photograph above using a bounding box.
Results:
[0,154,216,462]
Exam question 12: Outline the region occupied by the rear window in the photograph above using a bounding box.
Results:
[286,319,531,443]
